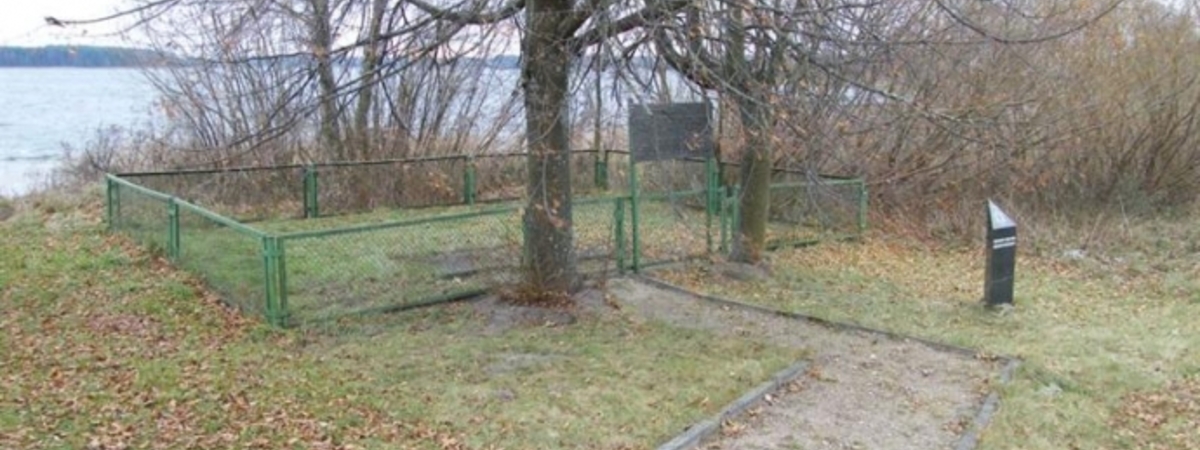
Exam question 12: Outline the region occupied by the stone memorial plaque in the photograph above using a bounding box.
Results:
[984,200,1017,307]
[629,102,715,163]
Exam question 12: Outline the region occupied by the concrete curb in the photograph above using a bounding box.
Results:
[954,358,1021,450]
[635,274,1022,450]
[657,359,810,450]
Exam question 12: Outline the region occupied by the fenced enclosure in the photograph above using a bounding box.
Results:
[106,149,867,327]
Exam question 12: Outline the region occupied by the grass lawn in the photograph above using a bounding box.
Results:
[653,217,1200,450]
[0,192,806,449]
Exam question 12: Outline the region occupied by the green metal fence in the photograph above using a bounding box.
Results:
[108,176,278,322]
[106,150,866,327]
[116,150,623,222]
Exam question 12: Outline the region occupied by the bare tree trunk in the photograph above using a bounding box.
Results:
[521,0,577,295]
[310,0,341,159]
[353,0,388,160]
[731,97,774,263]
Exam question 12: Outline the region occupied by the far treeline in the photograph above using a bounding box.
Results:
[0,46,166,67]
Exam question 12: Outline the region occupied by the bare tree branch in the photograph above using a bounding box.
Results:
[407,0,526,25]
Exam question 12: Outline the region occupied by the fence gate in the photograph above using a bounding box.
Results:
[627,102,721,270]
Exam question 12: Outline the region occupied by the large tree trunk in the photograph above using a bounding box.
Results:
[723,3,773,264]
[520,0,578,295]
[731,97,774,263]
[310,0,341,160]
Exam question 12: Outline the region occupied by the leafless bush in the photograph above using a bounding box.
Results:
[736,0,1200,242]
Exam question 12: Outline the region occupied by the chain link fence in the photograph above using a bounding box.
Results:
[314,157,467,216]
[108,179,171,253]
[175,201,270,318]
[625,158,718,269]
[765,177,868,248]
[106,150,865,327]
[108,177,275,320]
[118,166,305,221]
[276,206,521,321]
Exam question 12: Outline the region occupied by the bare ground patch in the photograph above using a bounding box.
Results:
[606,277,999,450]
[469,286,616,335]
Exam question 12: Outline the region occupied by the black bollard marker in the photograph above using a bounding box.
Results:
[984,200,1017,308]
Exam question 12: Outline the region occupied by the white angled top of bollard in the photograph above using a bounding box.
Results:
[987,200,1016,230]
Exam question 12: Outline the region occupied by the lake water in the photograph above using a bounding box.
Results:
[0,67,700,197]
[0,68,159,196]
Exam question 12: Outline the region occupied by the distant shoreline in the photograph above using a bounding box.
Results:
[0,45,172,68]
[0,67,149,70]
[0,66,151,69]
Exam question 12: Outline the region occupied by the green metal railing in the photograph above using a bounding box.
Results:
[106,152,866,327]
[115,150,627,222]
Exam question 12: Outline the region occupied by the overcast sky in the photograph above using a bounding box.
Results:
[2,0,1193,49]
[0,0,130,47]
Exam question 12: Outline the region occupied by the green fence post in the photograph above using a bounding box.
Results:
[109,177,123,231]
[276,237,289,327]
[167,198,180,261]
[303,165,319,218]
[261,236,282,327]
[106,177,117,231]
[629,163,641,272]
[464,157,477,205]
[857,179,869,235]
[614,197,626,273]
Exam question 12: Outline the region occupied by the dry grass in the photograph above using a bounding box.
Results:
[653,215,1200,450]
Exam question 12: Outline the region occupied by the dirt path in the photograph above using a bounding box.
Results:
[606,278,998,450]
